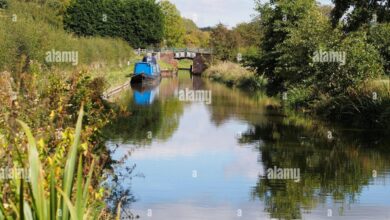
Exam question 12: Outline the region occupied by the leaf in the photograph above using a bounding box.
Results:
[83,158,95,211]
[61,105,84,220]
[50,167,57,220]
[75,156,84,220]
[17,120,48,220]
[57,188,77,220]
[23,201,33,220]
[116,201,122,220]
[19,179,24,220]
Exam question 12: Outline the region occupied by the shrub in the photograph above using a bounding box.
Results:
[285,85,314,109]
[314,31,384,96]
[204,61,267,90]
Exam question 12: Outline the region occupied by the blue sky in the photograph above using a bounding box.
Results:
[169,0,333,28]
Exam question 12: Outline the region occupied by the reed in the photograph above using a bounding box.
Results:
[204,61,267,90]
[0,107,120,220]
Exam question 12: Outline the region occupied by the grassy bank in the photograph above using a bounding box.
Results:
[204,61,267,90]
[0,0,133,74]
[0,0,135,218]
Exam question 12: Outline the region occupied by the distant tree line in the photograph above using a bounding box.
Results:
[64,0,211,48]
[208,20,262,61]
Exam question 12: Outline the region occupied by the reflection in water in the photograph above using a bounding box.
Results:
[103,73,390,220]
[240,114,390,219]
[131,83,160,106]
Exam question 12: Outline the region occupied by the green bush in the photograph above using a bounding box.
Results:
[285,85,314,109]
[314,31,384,96]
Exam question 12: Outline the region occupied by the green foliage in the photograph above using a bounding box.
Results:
[256,0,316,93]
[276,6,333,87]
[210,24,239,61]
[0,107,99,219]
[284,85,314,109]
[183,18,198,33]
[250,0,389,126]
[255,0,384,95]
[204,61,267,90]
[0,68,115,218]
[233,20,262,49]
[64,0,164,48]
[161,1,185,47]
[314,31,384,96]
[181,18,210,48]
[368,23,390,74]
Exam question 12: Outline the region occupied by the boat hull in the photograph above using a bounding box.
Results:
[130,73,161,85]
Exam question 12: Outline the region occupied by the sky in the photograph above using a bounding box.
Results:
[168,0,333,28]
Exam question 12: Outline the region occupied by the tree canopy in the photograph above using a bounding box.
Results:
[64,0,164,48]
[210,24,239,61]
[160,0,186,47]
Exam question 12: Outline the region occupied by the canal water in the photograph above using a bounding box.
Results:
[103,73,390,220]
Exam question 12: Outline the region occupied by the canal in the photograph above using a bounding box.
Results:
[103,73,390,220]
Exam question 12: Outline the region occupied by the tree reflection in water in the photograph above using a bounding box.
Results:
[102,80,185,217]
[238,110,390,219]
[205,81,390,219]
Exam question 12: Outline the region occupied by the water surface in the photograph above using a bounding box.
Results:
[104,74,390,220]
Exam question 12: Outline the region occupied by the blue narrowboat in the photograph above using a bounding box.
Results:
[130,62,161,84]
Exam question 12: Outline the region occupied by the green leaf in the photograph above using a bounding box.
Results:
[83,158,95,207]
[50,167,57,220]
[61,106,84,220]
[57,188,77,220]
[75,156,84,220]
[23,201,33,220]
[19,179,24,220]
[17,120,48,220]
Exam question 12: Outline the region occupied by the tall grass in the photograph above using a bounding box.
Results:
[0,0,133,73]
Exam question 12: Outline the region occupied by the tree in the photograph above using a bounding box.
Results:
[160,0,185,47]
[256,0,316,93]
[183,18,198,33]
[182,18,210,48]
[368,23,390,74]
[64,0,164,48]
[210,24,239,61]
[233,20,262,49]
[331,0,390,32]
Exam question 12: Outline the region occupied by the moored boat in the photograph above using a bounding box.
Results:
[130,62,161,85]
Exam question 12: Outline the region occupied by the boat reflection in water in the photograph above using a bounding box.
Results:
[131,82,160,106]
